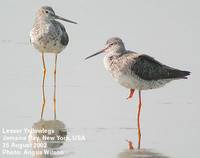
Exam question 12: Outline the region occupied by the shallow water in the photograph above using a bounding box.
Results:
[1,0,200,158]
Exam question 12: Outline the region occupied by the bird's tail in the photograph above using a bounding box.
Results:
[170,69,191,79]
[179,70,191,79]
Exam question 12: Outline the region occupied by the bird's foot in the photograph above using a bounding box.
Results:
[126,89,135,99]
[126,139,134,150]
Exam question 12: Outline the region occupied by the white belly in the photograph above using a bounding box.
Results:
[103,52,172,90]
[113,73,171,90]
[31,37,65,54]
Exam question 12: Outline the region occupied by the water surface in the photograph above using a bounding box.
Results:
[1,0,200,158]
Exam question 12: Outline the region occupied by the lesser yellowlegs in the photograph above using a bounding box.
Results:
[30,6,77,119]
[85,37,190,148]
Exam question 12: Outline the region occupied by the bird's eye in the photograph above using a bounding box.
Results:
[110,43,115,46]
[44,10,49,13]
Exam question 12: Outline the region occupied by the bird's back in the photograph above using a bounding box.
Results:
[131,54,190,80]
[51,20,69,46]
[104,51,190,90]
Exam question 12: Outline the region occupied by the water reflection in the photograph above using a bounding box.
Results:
[29,120,67,158]
[40,75,57,120]
[117,148,168,158]
[116,118,169,158]
[117,140,168,158]
[40,60,57,120]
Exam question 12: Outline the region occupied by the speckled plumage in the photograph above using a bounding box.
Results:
[85,37,190,148]
[30,6,70,54]
[30,6,77,120]
[92,37,190,90]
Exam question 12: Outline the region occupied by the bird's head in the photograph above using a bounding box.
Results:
[35,6,77,24]
[85,37,126,60]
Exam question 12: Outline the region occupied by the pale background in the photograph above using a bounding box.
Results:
[0,0,200,158]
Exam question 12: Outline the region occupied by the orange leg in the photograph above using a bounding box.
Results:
[126,140,134,149]
[137,90,142,149]
[41,53,46,120]
[53,54,57,120]
[127,89,135,99]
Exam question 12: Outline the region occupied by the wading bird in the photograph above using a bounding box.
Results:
[30,6,77,119]
[85,37,190,148]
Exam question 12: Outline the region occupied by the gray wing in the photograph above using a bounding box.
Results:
[131,55,190,80]
[52,21,69,46]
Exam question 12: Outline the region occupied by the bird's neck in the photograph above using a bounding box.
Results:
[104,51,124,62]
[111,49,127,57]
[35,17,51,25]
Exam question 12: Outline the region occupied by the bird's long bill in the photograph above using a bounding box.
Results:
[85,49,105,60]
[55,15,77,24]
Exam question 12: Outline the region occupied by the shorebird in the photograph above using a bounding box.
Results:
[85,37,190,148]
[30,6,77,120]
